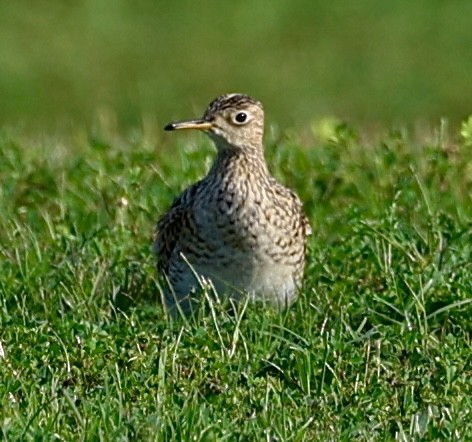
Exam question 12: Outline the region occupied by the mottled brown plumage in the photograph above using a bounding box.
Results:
[154,93,311,314]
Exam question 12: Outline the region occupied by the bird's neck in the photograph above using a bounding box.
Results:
[209,146,269,181]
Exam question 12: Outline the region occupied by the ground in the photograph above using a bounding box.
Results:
[0,120,471,440]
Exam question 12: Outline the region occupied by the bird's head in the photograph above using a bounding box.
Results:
[165,93,264,152]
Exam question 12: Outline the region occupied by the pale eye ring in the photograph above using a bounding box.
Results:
[234,112,248,124]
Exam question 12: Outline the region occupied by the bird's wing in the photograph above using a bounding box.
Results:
[291,190,312,237]
[270,178,312,237]
[153,184,199,274]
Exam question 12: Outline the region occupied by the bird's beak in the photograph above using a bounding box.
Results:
[164,119,213,132]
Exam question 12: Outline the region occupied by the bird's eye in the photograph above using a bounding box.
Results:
[234,112,248,124]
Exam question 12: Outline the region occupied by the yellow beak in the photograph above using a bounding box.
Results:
[164,119,213,131]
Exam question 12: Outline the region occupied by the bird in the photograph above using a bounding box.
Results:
[154,93,311,315]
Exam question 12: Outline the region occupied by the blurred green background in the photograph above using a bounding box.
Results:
[1,0,471,130]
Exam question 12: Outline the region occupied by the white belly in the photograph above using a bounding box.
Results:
[169,250,298,312]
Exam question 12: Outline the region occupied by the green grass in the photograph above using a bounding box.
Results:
[1,120,471,440]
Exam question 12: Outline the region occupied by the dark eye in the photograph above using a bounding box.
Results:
[234,112,248,123]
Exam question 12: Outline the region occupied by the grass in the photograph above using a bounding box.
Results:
[0,119,471,440]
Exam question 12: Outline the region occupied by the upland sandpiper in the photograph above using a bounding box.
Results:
[154,93,311,314]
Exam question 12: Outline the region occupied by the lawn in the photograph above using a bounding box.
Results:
[1,118,471,440]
